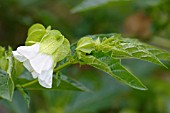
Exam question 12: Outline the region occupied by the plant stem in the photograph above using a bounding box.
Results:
[22,79,38,87]
[54,61,73,72]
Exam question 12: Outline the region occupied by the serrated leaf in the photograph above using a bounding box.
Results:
[79,51,147,90]
[0,69,14,101]
[113,38,169,67]
[88,34,170,67]
[40,30,64,55]
[52,38,70,62]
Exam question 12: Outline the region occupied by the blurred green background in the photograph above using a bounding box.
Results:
[0,0,170,113]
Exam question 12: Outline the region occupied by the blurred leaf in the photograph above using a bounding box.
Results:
[57,74,90,92]
[79,51,147,90]
[71,0,131,13]
[0,47,14,101]
[0,69,14,101]
[135,0,161,7]
[17,85,30,108]
[0,46,8,71]
[0,46,5,57]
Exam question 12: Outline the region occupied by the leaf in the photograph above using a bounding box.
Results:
[0,48,14,101]
[0,69,14,101]
[17,85,30,108]
[135,0,161,7]
[76,37,95,54]
[56,74,90,92]
[79,51,147,90]
[88,34,170,67]
[52,38,70,62]
[40,30,65,55]
[71,0,131,13]
[18,74,90,91]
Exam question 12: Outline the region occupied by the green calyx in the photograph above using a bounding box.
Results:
[25,23,70,64]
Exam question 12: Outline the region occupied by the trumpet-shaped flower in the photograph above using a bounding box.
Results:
[12,43,54,88]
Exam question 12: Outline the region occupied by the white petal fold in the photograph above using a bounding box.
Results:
[12,43,54,88]
[17,43,40,59]
[31,71,39,79]
[23,60,33,72]
[12,51,27,62]
[29,53,53,74]
[38,69,53,88]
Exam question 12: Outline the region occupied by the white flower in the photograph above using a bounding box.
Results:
[12,43,54,88]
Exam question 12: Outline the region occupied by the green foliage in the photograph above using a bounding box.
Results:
[0,23,170,107]
[89,34,170,67]
[71,0,131,13]
[71,0,161,13]
[0,69,14,101]
[76,37,95,54]
[1,1,170,112]
[0,47,9,71]
[79,51,147,90]
[0,47,14,101]
[76,33,170,90]
[17,85,30,108]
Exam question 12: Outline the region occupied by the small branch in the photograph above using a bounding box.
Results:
[21,79,38,87]
[54,61,73,72]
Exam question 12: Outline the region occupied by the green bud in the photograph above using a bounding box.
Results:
[76,37,95,54]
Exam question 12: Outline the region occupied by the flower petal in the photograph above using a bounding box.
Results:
[38,69,53,88]
[12,51,27,62]
[29,53,53,74]
[31,71,39,79]
[17,43,40,59]
[23,60,33,72]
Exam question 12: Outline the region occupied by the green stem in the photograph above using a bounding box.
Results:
[22,79,38,87]
[54,61,73,72]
